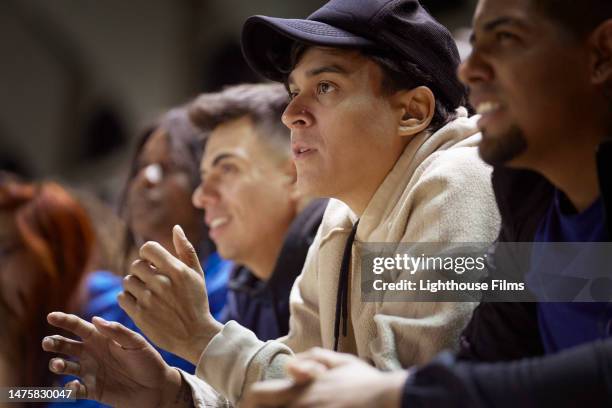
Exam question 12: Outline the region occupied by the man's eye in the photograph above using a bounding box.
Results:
[317,82,336,95]
[495,31,518,43]
[220,163,237,174]
[288,90,299,100]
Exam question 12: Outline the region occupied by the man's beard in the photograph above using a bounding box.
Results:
[478,125,528,166]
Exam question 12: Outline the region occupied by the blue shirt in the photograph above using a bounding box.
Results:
[529,189,612,353]
[202,252,233,320]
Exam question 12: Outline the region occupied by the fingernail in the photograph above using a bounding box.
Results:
[50,359,65,372]
[43,337,55,347]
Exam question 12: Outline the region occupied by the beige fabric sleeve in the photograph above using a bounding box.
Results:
[192,230,324,405]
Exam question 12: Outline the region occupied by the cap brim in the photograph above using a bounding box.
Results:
[241,15,376,82]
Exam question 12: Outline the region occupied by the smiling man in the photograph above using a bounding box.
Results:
[189,83,327,340]
[41,0,501,406]
[455,0,612,362]
[241,0,612,407]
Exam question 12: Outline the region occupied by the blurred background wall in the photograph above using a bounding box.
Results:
[0,0,476,204]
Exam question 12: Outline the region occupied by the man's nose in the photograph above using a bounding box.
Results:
[281,96,314,130]
[457,47,493,87]
[192,179,218,209]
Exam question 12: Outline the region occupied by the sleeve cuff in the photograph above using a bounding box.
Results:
[177,368,230,408]
[401,352,476,408]
[196,321,265,402]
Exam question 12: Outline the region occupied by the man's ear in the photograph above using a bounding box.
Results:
[394,86,436,137]
[590,19,612,85]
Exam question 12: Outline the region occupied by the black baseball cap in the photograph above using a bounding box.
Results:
[241,0,466,109]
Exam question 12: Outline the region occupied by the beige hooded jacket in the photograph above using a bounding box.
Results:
[181,109,500,407]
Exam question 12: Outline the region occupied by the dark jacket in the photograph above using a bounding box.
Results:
[220,199,327,341]
[456,167,554,361]
[402,140,612,407]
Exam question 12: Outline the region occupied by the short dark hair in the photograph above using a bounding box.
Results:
[532,0,612,38]
[286,43,468,132]
[189,83,290,155]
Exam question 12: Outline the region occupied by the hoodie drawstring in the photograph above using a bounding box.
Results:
[333,220,359,351]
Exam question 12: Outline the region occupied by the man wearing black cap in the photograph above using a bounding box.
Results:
[37,0,500,406]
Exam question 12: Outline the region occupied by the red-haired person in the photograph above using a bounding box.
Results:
[0,180,95,390]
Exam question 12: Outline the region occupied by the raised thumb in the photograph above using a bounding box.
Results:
[172,225,204,276]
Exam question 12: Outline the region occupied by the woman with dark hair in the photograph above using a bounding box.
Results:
[121,108,207,260]
[0,181,95,391]
[118,107,230,319]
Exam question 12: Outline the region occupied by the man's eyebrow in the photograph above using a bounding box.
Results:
[471,16,528,44]
[483,16,527,32]
[200,153,236,176]
[307,64,348,77]
[212,153,236,166]
[287,64,349,87]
